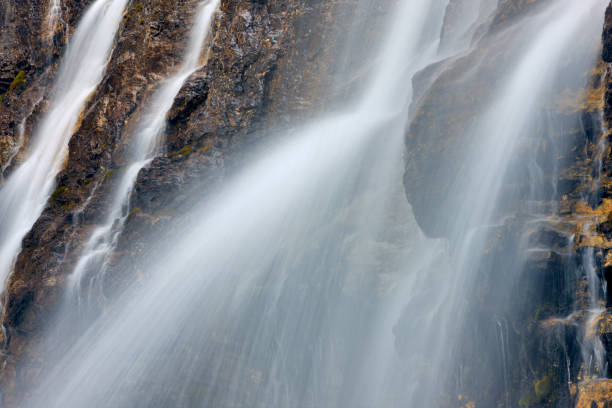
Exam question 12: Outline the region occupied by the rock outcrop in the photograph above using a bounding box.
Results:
[404,0,612,407]
[0,0,95,174]
[0,0,391,405]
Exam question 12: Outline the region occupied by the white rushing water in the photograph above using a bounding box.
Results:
[19,0,609,407]
[69,0,220,298]
[25,0,450,405]
[0,0,129,293]
[46,0,63,35]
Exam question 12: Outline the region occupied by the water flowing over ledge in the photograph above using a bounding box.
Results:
[0,0,129,293]
[1,0,612,407]
[69,0,221,304]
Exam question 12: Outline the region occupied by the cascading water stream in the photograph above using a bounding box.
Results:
[69,0,220,299]
[23,0,453,406]
[46,0,64,35]
[17,0,610,407]
[573,95,612,379]
[395,2,607,404]
[0,0,129,293]
[580,244,607,376]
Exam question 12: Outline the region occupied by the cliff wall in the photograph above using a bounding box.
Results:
[0,0,389,404]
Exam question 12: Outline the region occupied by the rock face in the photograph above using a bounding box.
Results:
[0,0,390,405]
[0,0,90,175]
[403,0,612,407]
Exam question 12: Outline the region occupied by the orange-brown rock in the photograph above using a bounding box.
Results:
[574,380,612,408]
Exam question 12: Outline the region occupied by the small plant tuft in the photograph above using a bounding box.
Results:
[518,374,554,407]
[178,145,193,156]
[169,145,193,159]
[9,71,26,93]
[534,374,552,401]
[104,169,116,181]
[127,207,141,220]
[50,186,68,201]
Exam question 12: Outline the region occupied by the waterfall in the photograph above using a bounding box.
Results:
[0,0,129,293]
[12,0,610,407]
[46,0,63,35]
[69,0,220,301]
[22,0,451,406]
[574,107,611,379]
[397,1,606,403]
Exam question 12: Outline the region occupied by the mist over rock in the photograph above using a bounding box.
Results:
[0,0,612,407]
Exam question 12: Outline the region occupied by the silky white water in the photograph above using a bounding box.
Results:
[17,0,610,406]
[69,0,220,297]
[24,0,450,405]
[0,0,129,293]
[411,2,608,401]
[46,0,63,35]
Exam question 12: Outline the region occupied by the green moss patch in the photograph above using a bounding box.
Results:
[104,169,116,181]
[519,374,554,407]
[8,71,26,93]
[169,145,193,159]
[50,186,68,201]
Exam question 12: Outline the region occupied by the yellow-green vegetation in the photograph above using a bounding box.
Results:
[534,375,552,400]
[8,71,26,93]
[83,178,92,185]
[104,169,116,181]
[178,145,193,156]
[124,3,143,23]
[50,186,68,201]
[126,207,142,222]
[533,305,544,322]
[61,203,73,212]
[169,145,194,158]
[519,374,553,407]
[518,393,533,408]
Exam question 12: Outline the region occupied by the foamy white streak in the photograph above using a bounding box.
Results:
[69,0,220,292]
[0,0,129,293]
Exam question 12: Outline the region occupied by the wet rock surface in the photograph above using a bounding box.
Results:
[0,0,391,405]
[403,1,612,407]
[0,0,93,175]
